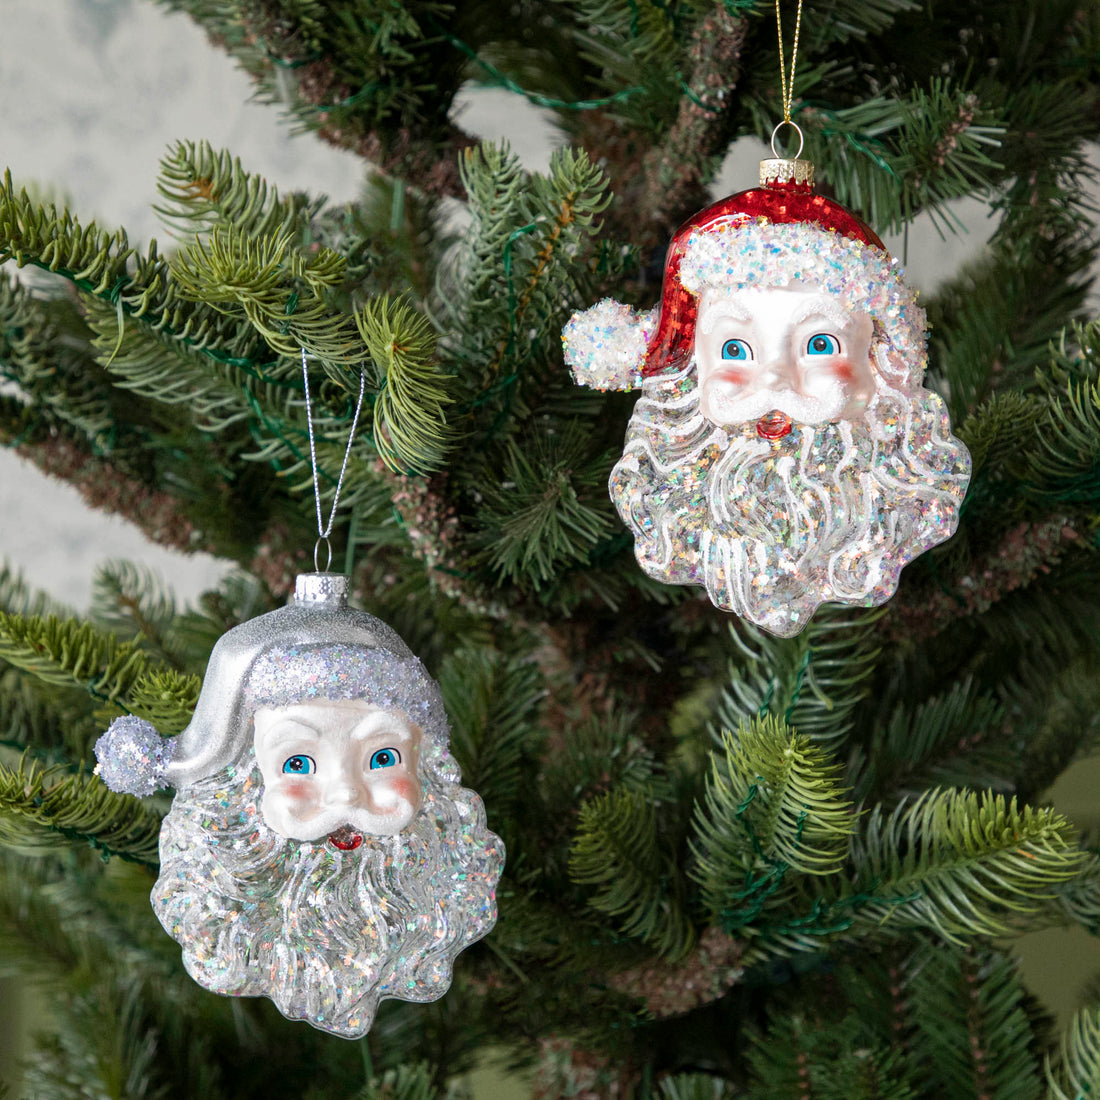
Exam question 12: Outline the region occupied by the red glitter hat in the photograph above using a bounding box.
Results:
[643,157,885,377]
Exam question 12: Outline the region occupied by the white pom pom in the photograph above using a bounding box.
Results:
[94,715,176,796]
[562,299,656,391]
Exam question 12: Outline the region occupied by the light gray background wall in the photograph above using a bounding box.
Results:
[0,0,1096,1088]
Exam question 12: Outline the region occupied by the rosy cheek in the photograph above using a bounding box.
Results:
[712,368,749,386]
[830,360,854,383]
[279,779,317,802]
[386,777,417,802]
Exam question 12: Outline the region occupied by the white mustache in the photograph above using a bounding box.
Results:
[702,383,846,425]
[271,800,416,842]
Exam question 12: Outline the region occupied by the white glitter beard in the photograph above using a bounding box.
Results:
[152,750,502,1038]
[608,358,970,637]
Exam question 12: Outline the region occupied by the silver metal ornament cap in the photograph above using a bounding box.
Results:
[295,572,350,605]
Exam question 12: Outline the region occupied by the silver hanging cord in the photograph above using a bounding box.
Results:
[301,348,367,572]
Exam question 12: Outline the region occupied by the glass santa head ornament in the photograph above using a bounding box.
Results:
[95,572,503,1038]
[563,142,971,637]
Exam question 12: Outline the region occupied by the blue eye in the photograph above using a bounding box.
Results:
[282,755,315,775]
[369,747,401,770]
[807,333,840,355]
[721,338,752,361]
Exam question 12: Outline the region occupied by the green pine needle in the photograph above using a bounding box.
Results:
[908,944,1042,1100]
[436,646,544,811]
[716,609,883,749]
[356,295,454,473]
[1047,1005,1100,1100]
[657,1073,735,1099]
[354,1061,438,1100]
[0,612,147,700]
[155,139,321,243]
[0,756,161,866]
[691,716,856,924]
[0,611,198,732]
[570,787,696,959]
[852,789,1085,941]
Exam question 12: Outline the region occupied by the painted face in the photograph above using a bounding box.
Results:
[253,699,422,842]
[695,287,875,426]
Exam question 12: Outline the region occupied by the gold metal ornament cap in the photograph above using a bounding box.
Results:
[759,157,814,187]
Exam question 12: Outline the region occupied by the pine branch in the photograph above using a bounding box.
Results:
[798,77,1004,235]
[354,1061,437,1100]
[849,679,1014,805]
[536,706,664,872]
[356,295,454,473]
[1047,1005,1100,1100]
[1047,854,1100,935]
[0,756,161,866]
[605,926,743,1020]
[0,667,90,758]
[436,646,544,812]
[0,610,198,733]
[155,139,322,242]
[91,561,184,668]
[441,143,614,431]
[957,391,1047,479]
[0,270,118,450]
[691,716,856,929]
[473,424,619,592]
[716,608,882,749]
[745,1008,918,1100]
[570,787,697,959]
[658,1072,736,1099]
[159,0,474,197]
[1012,656,1100,803]
[908,944,1042,1100]
[637,6,748,238]
[378,465,510,618]
[851,789,1085,942]
[883,515,1088,641]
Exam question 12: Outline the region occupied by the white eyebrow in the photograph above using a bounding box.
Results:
[258,719,321,747]
[790,297,859,330]
[700,298,752,334]
[349,710,416,743]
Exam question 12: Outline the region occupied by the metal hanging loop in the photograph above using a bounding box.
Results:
[770,120,805,161]
[301,348,367,570]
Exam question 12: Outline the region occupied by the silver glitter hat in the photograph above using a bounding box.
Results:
[96,573,437,794]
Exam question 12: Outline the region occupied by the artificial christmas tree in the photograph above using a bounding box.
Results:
[1,0,1099,1095]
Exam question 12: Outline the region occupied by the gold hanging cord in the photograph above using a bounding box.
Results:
[763,0,811,181]
[774,0,805,125]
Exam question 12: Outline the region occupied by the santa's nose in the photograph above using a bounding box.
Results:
[758,354,799,391]
[327,781,363,807]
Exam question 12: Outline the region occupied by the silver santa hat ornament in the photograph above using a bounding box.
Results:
[95,572,504,1038]
[95,354,502,1038]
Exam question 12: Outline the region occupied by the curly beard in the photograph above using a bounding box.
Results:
[152,750,503,1038]
[609,360,970,637]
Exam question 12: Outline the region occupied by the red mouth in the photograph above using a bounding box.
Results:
[757,410,793,439]
[328,825,363,851]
